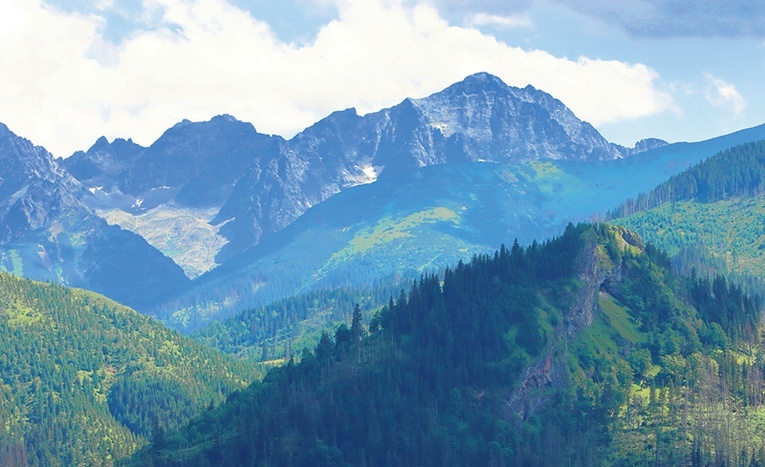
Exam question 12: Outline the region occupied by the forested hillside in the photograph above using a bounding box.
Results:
[131,224,765,466]
[609,140,765,217]
[192,278,421,360]
[0,273,262,466]
[611,140,765,288]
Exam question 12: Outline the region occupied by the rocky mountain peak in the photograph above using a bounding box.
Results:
[210,114,242,124]
[297,108,361,138]
[172,118,193,129]
[63,134,145,186]
[92,135,110,149]
[453,71,509,93]
[633,138,669,153]
[0,124,69,190]
[0,124,86,243]
[57,73,648,281]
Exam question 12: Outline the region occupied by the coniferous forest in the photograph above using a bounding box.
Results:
[608,140,765,219]
[612,140,765,293]
[0,273,262,466]
[129,224,765,466]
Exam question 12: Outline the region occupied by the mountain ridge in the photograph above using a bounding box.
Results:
[153,122,765,329]
[62,72,651,278]
[3,72,764,323]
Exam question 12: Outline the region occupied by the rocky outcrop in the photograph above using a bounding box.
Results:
[505,228,629,423]
[615,137,669,157]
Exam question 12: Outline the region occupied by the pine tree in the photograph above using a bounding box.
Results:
[351,303,364,343]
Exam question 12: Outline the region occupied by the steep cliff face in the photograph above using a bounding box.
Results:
[0,123,88,242]
[506,226,638,422]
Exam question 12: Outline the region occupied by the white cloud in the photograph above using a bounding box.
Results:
[0,0,674,157]
[704,73,746,116]
[469,13,533,29]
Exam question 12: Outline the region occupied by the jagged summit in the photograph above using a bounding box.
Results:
[2,73,693,316]
[172,118,193,129]
[409,71,624,162]
[92,135,110,147]
[0,123,189,308]
[209,113,247,125]
[633,137,669,153]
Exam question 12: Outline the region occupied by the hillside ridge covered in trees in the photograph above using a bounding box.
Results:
[0,273,262,466]
[130,224,765,466]
[611,139,765,292]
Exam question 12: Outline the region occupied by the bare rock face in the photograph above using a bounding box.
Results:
[0,123,86,242]
[0,123,189,310]
[505,226,633,423]
[63,115,284,275]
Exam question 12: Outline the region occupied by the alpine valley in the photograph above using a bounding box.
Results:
[4,72,765,465]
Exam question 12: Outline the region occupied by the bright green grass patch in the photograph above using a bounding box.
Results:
[77,369,94,384]
[578,318,618,355]
[632,383,651,403]
[528,160,564,179]
[568,314,620,391]
[327,206,460,262]
[599,293,645,344]
[2,298,46,327]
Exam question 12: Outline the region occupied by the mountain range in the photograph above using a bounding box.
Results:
[156,123,765,329]
[5,71,765,465]
[63,72,644,277]
[4,72,765,329]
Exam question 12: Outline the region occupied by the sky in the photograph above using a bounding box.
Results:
[1,0,764,158]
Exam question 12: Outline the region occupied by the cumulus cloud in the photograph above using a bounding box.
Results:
[0,0,673,157]
[704,73,746,116]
